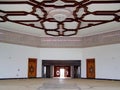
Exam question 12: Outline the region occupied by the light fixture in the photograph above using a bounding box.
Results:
[49,9,71,22]
[0,0,119,36]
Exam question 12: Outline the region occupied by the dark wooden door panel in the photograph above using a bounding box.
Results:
[54,66,60,77]
[64,66,71,77]
[28,58,37,78]
[86,59,95,79]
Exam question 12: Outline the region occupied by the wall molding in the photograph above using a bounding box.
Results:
[0,29,120,48]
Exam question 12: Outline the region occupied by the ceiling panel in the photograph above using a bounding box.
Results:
[0,0,119,37]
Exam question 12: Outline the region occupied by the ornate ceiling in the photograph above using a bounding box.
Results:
[0,0,120,36]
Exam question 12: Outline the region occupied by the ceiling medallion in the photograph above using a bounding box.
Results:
[0,0,120,36]
[49,9,71,22]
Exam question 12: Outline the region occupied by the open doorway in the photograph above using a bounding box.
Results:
[54,66,71,78]
[42,60,81,78]
[60,68,65,78]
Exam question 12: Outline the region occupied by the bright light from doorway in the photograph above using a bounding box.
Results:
[60,68,65,78]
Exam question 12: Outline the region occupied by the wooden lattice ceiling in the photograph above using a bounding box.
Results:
[0,0,120,36]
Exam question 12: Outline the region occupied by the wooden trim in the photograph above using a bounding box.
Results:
[0,0,119,36]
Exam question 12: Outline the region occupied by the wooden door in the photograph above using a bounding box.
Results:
[86,59,95,79]
[64,66,71,77]
[28,58,37,78]
[54,66,60,77]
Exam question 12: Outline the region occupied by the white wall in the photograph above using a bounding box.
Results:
[0,43,83,79]
[82,44,120,80]
[0,42,41,78]
[0,42,120,80]
[39,48,83,60]
[39,48,83,78]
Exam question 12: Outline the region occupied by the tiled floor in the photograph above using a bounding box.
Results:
[0,78,120,90]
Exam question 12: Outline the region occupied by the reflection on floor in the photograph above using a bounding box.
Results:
[39,80,80,90]
[0,78,120,90]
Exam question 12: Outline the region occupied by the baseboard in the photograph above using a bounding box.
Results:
[0,77,42,80]
[95,78,120,81]
[0,77,120,81]
[81,77,120,81]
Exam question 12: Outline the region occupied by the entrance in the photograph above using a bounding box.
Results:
[54,66,71,78]
[42,60,81,78]
[60,68,65,78]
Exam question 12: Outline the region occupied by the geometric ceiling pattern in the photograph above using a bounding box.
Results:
[0,0,120,36]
